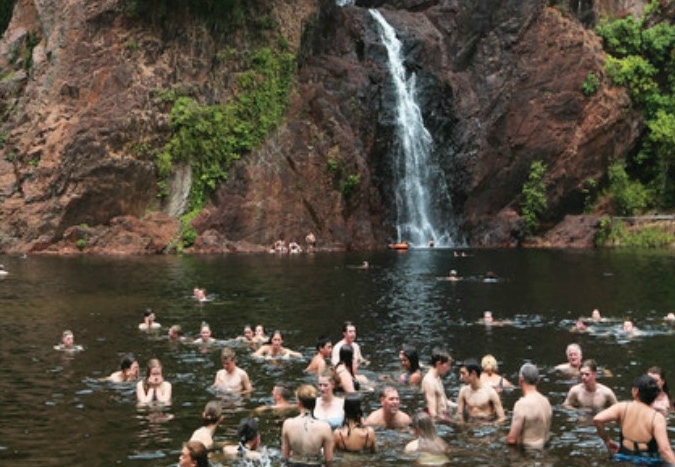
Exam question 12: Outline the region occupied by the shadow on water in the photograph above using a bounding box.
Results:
[1,249,675,465]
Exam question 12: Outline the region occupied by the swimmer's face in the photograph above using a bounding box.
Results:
[318,377,333,396]
[222,358,235,372]
[244,328,253,339]
[437,359,452,376]
[200,327,212,341]
[623,321,634,332]
[62,333,74,348]
[178,446,194,467]
[580,366,596,387]
[648,372,664,389]
[148,367,163,385]
[399,353,411,370]
[382,389,400,414]
[483,312,493,323]
[344,325,356,343]
[320,342,333,357]
[591,310,601,321]
[567,348,582,366]
[255,326,264,336]
[126,361,140,379]
[271,333,283,348]
[459,367,472,384]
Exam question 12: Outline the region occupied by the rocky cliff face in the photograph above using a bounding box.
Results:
[0,0,646,253]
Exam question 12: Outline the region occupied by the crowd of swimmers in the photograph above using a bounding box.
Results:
[54,312,675,466]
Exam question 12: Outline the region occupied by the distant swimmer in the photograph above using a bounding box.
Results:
[0,264,8,276]
[555,343,583,376]
[54,330,83,352]
[483,271,498,283]
[138,308,161,332]
[252,330,303,359]
[193,287,207,302]
[357,261,370,269]
[168,325,187,341]
[664,312,675,323]
[591,309,603,322]
[479,311,510,327]
[442,270,461,282]
[288,241,303,254]
[621,320,640,336]
[193,322,217,345]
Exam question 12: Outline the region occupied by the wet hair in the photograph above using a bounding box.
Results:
[481,354,498,373]
[221,347,236,361]
[296,384,318,411]
[519,363,539,385]
[412,411,448,454]
[169,325,184,337]
[184,440,209,467]
[120,353,136,371]
[460,358,482,378]
[200,321,210,331]
[635,374,660,405]
[267,330,283,345]
[648,366,672,405]
[338,344,355,377]
[274,383,293,401]
[342,321,355,333]
[145,358,162,378]
[379,385,398,400]
[401,344,420,373]
[430,347,451,367]
[143,308,154,318]
[582,359,598,373]
[203,400,222,425]
[566,343,582,357]
[343,393,364,425]
[62,330,73,339]
[316,335,332,351]
[237,417,259,445]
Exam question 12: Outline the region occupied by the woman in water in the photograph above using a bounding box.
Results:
[223,417,263,460]
[398,344,422,385]
[253,324,268,343]
[333,393,376,452]
[405,411,449,455]
[314,369,345,429]
[136,358,172,405]
[335,344,360,393]
[253,330,303,359]
[647,366,674,417]
[193,322,216,345]
[594,374,675,464]
[189,401,223,451]
[107,353,139,383]
[480,354,513,392]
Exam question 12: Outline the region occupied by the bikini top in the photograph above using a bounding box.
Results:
[619,402,659,456]
[338,426,372,452]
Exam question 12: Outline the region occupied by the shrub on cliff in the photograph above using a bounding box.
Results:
[521,161,548,237]
[597,0,675,209]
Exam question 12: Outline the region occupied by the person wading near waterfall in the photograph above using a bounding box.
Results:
[506,363,552,449]
[331,321,367,368]
[421,347,455,420]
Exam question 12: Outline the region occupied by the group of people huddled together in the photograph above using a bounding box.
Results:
[55,312,675,466]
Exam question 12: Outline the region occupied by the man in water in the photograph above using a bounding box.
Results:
[255,383,297,415]
[331,321,366,368]
[563,359,617,410]
[212,347,253,394]
[364,386,412,428]
[456,359,506,422]
[555,343,583,376]
[506,363,552,449]
[281,384,334,465]
[421,347,456,420]
[306,335,332,374]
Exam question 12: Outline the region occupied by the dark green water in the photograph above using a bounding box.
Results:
[2,248,675,466]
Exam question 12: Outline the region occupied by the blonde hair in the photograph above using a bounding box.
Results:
[481,354,498,373]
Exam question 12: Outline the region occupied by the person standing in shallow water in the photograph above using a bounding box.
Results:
[555,343,583,376]
[282,384,334,465]
[506,363,552,449]
[421,347,455,420]
[563,359,617,411]
[136,358,172,405]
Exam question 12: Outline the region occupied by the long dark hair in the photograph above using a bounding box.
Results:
[648,366,675,409]
[338,344,355,377]
[343,393,364,426]
[401,344,420,373]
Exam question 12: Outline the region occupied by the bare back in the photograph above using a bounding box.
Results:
[508,391,552,449]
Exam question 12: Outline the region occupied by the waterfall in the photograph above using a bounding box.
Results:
[335,0,355,5]
[370,9,458,247]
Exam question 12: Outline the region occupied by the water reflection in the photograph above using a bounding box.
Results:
[2,250,675,466]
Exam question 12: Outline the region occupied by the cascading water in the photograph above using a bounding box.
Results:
[370,9,459,248]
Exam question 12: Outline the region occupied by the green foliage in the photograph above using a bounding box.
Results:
[582,178,598,213]
[340,174,360,198]
[76,239,87,250]
[595,216,675,248]
[607,162,652,216]
[596,1,675,209]
[521,161,548,236]
[0,0,16,36]
[326,159,338,173]
[156,46,295,213]
[581,72,599,96]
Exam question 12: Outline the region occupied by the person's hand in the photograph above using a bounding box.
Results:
[148,375,163,386]
[605,439,619,454]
